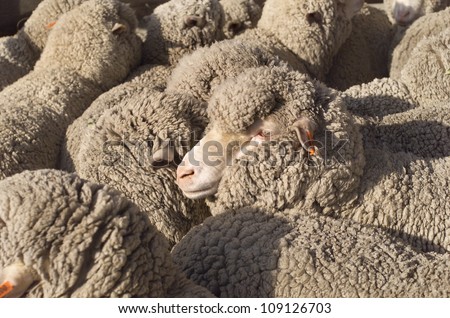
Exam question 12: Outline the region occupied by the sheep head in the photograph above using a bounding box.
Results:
[177,67,365,215]
[0,169,186,297]
[384,0,448,25]
[22,0,88,52]
[35,0,142,91]
[142,0,223,65]
[257,0,364,81]
[220,0,262,38]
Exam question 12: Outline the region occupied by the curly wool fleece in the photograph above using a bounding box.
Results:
[0,0,141,180]
[0,169,213,297]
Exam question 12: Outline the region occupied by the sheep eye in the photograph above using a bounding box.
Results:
[257,130,272,139]
[306,11,323,25]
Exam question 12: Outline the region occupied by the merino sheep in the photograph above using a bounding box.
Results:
[0,0,141,180]
[249,0,365,81]
[61,64,171,172]
[70,89,211,246]
[358,100,450,159]
[220,0,262,38]
[141,0,262,65]
[166,0,365,104]
[326,4,394,90]
[342,77,417,119]
[0,169,213,297]
[384,0,449,25]
[176,66,450,253]
[172,206,450,297]
[167,39,288,102]
[62,0,262,172]
[398,26,450,105]
[389,7,450,79]
[0,0,87,91]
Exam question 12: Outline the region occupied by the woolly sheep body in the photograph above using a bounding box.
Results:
[0,169,213,297]
[398,26,450,105]
[167,0,365,100]
[390,7,450,79]
[141,0,262,65]
[61,64,171,172]
[0,0,141,180]
[142,0,217,65]
[326,4,394,91]
[173,207,450,297]
[342,77,416,119]
[342,77,449,159]
[254,0,364,81]
[0,0,87,91]
[167,40,288,102]
[72,90,210,246]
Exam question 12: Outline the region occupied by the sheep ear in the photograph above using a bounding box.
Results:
[0,263,36,298]
[112,23,128,35]
[339,0,364,19]
[292,117,318,155]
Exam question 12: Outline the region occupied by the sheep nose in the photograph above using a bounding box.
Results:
[225,21,242,37]
[184,14,206,28]
[393,5,414,24]
[177,165,196,181]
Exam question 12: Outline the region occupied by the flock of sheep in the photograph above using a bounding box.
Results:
[0,0,449,298]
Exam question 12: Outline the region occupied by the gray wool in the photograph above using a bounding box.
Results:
[141,0,223,65]
[167,0,361,100]
[201,66,449,253]
[357,100,450,159]
[398,26,450,105]
[61,64,172,172]
[140,0,262,65]
[0,169,213,297]
[0,0,141,180]
[327,4,394,91]
[0,0,87,91]
[167,40,288,103]
[173,207,450,297]
[342,77,417,119]
[63,0,260,171]
[252,0,358,81]
[73,90,211,246]
[390,7,450,79]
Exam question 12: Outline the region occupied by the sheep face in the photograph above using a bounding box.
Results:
[384,0,447,25]
[257,0,364,80]
[177,67,364,213]
[177,117,290,200]
[221,0,262,38]
[143,0,223,65]
[35,0,141,90]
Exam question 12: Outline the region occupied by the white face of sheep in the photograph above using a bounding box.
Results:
[387,0,424,24]
[177,117,316,199]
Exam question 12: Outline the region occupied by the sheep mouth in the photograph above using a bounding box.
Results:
[180,183,219,200]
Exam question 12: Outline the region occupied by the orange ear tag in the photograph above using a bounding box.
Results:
[0,281,14,298]
[47,21,57,29]
[306,131,316,156]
